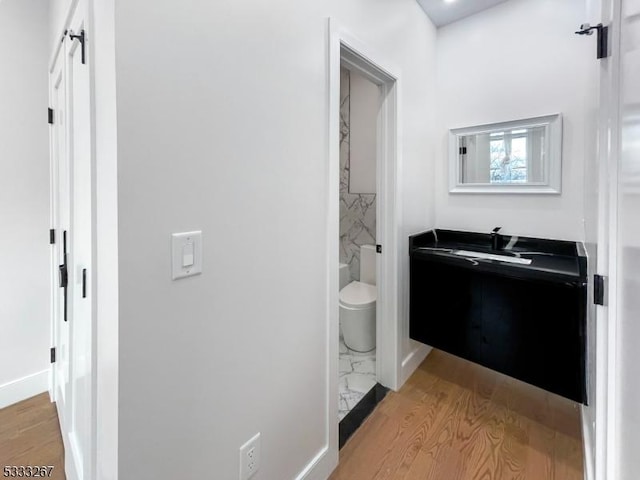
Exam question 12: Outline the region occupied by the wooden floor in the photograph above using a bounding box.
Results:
[0,354,583,480]
[331,350,583,480]
[0,393,65,480]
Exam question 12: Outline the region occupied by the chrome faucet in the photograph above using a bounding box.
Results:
[491,227,503,251]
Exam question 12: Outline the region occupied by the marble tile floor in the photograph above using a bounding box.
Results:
[339,336,376,421]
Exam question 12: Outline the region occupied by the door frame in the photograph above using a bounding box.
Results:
[324,18,402,474]
[592,0,622,479]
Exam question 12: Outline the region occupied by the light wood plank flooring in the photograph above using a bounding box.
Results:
[331,349,583,480]
[0,352,583,480]
[0,393,65,480]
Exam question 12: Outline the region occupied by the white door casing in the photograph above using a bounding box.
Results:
[592,0,622,479]
[321,19,405,479]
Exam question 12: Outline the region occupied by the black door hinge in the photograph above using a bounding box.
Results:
[376,244,382,254]
[594,274,606,305]
[68,29,86,64]
[50,347,56,363]
[597,25,609,59]
[575,23,609,59]
[49,229,55,245]
[48,108,54,125]
[459,147,467,155]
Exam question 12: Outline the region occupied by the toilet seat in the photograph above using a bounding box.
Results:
[339,281,377,309]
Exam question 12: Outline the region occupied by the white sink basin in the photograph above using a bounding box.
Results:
[452,250,532,265]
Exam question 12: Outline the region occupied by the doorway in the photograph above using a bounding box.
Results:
[336,64,386,445]
[327,19,402,465]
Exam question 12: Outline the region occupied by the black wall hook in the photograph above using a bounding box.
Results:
[575,23,609,59]
[68,29,86,64]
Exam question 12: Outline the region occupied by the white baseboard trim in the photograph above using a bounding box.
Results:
[0,369,50,409]
[295,446,330,480]
[582,405,595,480]
[400,342,432,386]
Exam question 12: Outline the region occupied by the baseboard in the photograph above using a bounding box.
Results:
[399,342,432,386]
[294,446,331,480]
[295,343,431,480]
[582,405,595,480]
[0,369,49,409]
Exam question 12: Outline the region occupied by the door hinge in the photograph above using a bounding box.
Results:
[68,29,86,64]
[50,347,56,363]
[594,274,606,306]
[459,146,467,155]
[575,23,609,59]
[49,229,55,245]
[597,26,609,59]
[48,108,54,125]
[376,244,382,254]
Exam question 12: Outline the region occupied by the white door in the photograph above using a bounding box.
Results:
[66,6,93,479]
[50,36,71,427]
[616,0,640,478]
[50,2,93,479]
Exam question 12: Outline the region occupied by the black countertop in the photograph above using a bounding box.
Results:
[409,229,588,284]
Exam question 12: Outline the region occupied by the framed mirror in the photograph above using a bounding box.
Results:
[449,114,562,194]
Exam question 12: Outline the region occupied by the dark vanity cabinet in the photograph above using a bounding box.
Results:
[409,229,588,404]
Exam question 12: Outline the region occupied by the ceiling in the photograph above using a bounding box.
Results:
[416,0,511,27]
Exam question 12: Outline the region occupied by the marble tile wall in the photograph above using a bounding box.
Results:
[340,68,376,282]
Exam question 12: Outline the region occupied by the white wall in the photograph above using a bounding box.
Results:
[349,70,378,194]
[114,1,436,479]
[435,0,592,241]
[0,0,51,408]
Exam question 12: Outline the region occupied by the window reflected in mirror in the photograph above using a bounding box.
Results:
[460,126,546,184]
[449,114,562,194]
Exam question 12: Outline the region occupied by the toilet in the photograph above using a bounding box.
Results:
[339,245,377,352]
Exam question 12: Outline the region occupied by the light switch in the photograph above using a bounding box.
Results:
[172,231,202,280]
[182,243,194,267]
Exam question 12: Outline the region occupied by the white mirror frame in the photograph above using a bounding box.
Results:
[448,113,563,194]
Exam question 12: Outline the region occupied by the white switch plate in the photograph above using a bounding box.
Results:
[171,231,202,280]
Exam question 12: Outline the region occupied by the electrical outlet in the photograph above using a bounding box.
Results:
[239,432,261,480]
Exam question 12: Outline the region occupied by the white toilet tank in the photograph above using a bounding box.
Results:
[360,244,376,285]
[339,263,351,291]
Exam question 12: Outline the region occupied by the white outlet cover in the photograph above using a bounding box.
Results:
[171,231,202,280]
[239,432,261,480]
